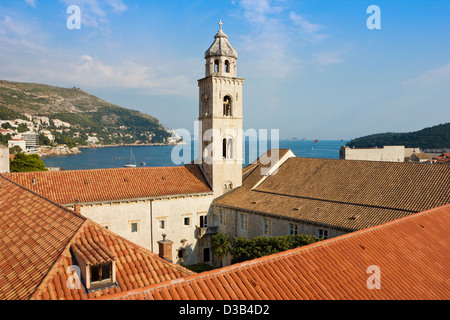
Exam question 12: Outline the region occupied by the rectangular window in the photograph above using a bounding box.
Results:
[289,223,298,235]
[184,217,190,226]
[178,249,185,259]
[219,209,224,225]
[318,229,329,239]
[263,218,272,236]
[240,213,248,230]
[158,219,166,230]
[90,262,112,285]
[200,215,208,228]
[131,222,138,233]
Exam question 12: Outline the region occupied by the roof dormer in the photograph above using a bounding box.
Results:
[71,236,118,291]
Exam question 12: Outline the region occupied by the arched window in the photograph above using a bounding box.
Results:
[223,181,233,192]
[225,60,230,73]
[223,138,233,159]
[214,60,220,73]
[227,138,233,159]
[223,96,232,116]
[222,138,227,159]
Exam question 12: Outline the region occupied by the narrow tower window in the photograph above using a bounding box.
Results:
[223,96,232,116]
[225,60,230,73]
[214,60,220,73]
[223,138,233,159]
[227,138,233,159]
[222,138,227,158]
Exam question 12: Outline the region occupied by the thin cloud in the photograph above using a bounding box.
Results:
[59,0,127,29]
[289,11,327,44]
[402,63,450,87]
[25,0,37,7]
[312,50,345,66]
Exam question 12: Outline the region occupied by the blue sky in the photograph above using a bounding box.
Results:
[0,0,449,140]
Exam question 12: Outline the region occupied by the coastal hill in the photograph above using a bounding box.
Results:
[0,80,170,146]
[346,122,450,150]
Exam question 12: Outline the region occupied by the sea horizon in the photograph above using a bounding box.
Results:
[42,139,349,171]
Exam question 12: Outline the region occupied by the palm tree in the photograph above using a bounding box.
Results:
[211,233,231,267]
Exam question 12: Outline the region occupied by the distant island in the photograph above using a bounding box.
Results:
[0,80,180,155]
[346,123,450,150]
[286,137,306,141]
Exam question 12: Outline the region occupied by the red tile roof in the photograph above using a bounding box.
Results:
[0,176,195,300]
[214,154,450,230]
[101,204,450,300]
[5,164,212,205]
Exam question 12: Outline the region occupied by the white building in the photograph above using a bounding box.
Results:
[21,132,39,149]
[86,136,99,144]
[53,119,71,128]
[0,145,9,173]
[8,139,26,150]
[340,145,421,162]
[40,130,55,142]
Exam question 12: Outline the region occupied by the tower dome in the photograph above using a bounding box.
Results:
[205,20,238,59]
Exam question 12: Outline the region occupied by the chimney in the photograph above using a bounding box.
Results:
[74,199,81,214]
[158,233,173,262]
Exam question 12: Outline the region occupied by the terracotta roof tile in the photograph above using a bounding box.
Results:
[0,175,195,300]
[6,164,211,205]
[216,154,450,230]
[104,204,450,300]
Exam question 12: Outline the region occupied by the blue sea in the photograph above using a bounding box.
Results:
[42,140,348,171]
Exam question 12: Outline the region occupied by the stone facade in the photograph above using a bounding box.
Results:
[73,193,214,266]
[199,23,244,199]
[340,145,420,162]
[0,145,9,173]
[214,206,347,241]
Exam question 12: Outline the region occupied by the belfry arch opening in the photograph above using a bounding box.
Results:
[214,60,220,73]
[222,138,233,159]
[223,96,232,116]
[225,60,230,73]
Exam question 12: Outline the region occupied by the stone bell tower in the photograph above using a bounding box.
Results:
[198,21,244,198]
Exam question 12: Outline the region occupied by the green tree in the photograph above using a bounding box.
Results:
[230,234,320,264]
[9,145,22,155]
[39,133,52,146]
[10,153,48,172]
[211,233,231,267]
[17,123,29,133]
[1,122,12,130]
[0,133,12,146]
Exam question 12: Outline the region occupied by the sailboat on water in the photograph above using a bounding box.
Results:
[123,149,137,168]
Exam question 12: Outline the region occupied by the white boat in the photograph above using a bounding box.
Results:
[123,149,137,168]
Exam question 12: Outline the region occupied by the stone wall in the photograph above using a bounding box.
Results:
[75,193,215,266]
[340,146,406,162]
[214,206,347,242]
[0,145,9,173]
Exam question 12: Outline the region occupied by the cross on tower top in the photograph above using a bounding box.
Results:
[218,20,223,30]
